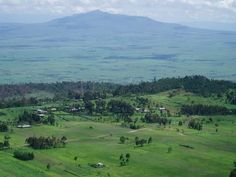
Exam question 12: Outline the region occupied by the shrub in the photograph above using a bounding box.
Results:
[13,150,34,161]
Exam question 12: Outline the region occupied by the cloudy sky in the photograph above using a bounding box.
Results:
[0,0,236,24]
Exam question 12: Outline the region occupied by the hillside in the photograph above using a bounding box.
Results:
[0,76,236,177]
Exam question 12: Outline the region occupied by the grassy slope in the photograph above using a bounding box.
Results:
[0,91,235,177]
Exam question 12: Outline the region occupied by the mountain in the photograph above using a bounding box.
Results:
[0,10,236,84]
[0,10,227,39]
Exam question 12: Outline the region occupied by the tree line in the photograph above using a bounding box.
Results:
[141,113,171,126]
[25,136,67,149]
[0,121,8,132]
[113,76,236,97]
[181,104,236,115]
[13,150,34,161]
[17,111,55,125]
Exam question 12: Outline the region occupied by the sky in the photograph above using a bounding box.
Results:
[0,0,236,24]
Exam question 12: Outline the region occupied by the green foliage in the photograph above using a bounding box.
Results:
[181,104,236,115]
[17,111,41,125]
[0,135,10,150]
[226,90,236,105]
[114,76,236,97]
[46,163,51,170]
[135,137,147,147]
[188,119,203,131]
[84,101,95,115]
[25,136,67,149]
[0,97,38,109]
[167,147,172,153]
[120,136,126,144]
[13,150,34,161]
[120,153,130,166]
[230,169,236,177]
[108,100,134,121]
[148,137,152,144]
[141,113,171,126]
[0,121,8,132]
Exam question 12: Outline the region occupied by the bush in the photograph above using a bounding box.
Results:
[229,169,236,177]
[0,122,8,132]
[13,150,34,161]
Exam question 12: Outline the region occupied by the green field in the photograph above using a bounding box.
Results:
[0,91,235,177]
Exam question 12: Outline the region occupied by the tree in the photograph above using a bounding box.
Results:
[167,147,172,153]
[178,121,183,126]
[47,114,55,125]
[135,137,139,146]
[126,153,130,159]
[95,99,106,114]
[188,119,203,131]
[14,150,34,161]
[119,153,131,166]
[107,100,134,121]
[230,169,236,177]
[120,136,126,144]
[120,154,124,160]
[0,122,8,132]
[3,135,10,148]
[47,163,51,170]
[85,101,95,115]
[148,137,152,144]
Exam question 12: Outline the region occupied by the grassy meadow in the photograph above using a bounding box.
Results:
[0,90,235,177]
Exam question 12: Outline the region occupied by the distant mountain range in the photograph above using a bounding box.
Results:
[0,10,216,37]
[0,10,236,84]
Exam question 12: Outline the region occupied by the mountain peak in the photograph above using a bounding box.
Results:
[86,10,106,15]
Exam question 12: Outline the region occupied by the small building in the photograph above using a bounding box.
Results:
[143,109,150,113]
[159,107,166,111]
[17,124,31,128]
[37,109,48,114]
[38,114,45,117]
[96,162,105,168]
[71,108,78,112]
[135,108,141,111]
[51,108,57,111]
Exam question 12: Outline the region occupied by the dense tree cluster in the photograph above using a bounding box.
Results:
[181,104,236,115]
[17,111,41,124]
[226,90,236,105]
[25,136,67,149]
[188,119,203,131]
[134,137,152,147]
[141,113,171,125]
[0,81,117,100]
[0,121,8,132]
[136,97,149,107]
[229,161,236,177]
[120,136,129,144]
[13,150,34,161]
[17,111,55,125]
[119,153,130,166]
[0,135,10,150]
[0,97,38,109]
[113,76,236,97]
[107,100,134,121]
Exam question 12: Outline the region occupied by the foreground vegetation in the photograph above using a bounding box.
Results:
[0,76,235,177]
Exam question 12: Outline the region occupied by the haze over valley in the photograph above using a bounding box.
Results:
[1,10,236,84]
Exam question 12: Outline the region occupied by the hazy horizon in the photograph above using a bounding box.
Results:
[0,0,236,31]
